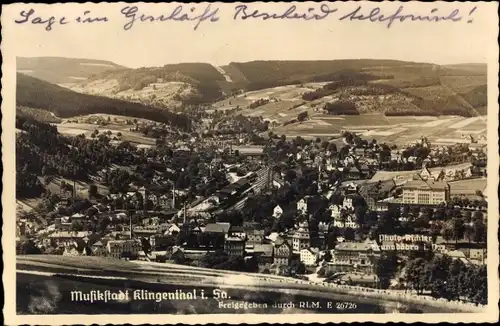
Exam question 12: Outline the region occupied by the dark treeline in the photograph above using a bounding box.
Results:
[302,80,369,101]
[385,97,476,117]
[308,70,382,83]
[324,101,359,115]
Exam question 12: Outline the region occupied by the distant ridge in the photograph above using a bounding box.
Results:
[17,56,127,84]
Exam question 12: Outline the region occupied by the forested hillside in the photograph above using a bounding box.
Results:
[16,74,192,131]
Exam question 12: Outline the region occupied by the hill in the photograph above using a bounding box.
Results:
[17,57,126,84]
[16,73,191,131]
[32,58,487,117]
[67,63,226,108]
[216,61,486,118]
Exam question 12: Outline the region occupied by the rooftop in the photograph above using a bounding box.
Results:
[335,242,374,252]
[403,179,449,191]
[204,222,230,234]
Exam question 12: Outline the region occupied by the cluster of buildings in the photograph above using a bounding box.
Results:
[16,126,488,289]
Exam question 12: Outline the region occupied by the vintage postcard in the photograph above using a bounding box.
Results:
[2,1,499,324]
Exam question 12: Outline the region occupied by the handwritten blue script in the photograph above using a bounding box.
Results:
[14,8,108,31]
[233,4,337,21]
[339,5,467,28]
[120,5,219,31]
[12,4,478,31]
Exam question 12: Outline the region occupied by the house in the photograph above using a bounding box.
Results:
[300,247,319,266]
[273,205,283,218]
[273,240,292,266]
[228,225,246,240]
[329,204,341,219]
[202,223,230,249]
[333,209,359,229]
[164,223,181,236]
[348,166,361,180]
[343,196,354,210]
[106,239,142,259]
[224,236,246,257]
[292,222,310,254]
[469,248,486,265]
[354,148,366,157]
[63,244,84,257]
[147,193,159,206]
[47,231,91,248]
[71,213,86,221]
[297,197,308,215]
[360,180,396,211]
[247,230,265,245]
[204,222,231,235]
[170,247,186,262]
[253,244,274,265]
[402,177,450,205]
[158,194,174,209]
[359,164,371,178]
[62,239,90,256]
[419,165,432,181]
[328,242,380,274]
[91,240,107,256]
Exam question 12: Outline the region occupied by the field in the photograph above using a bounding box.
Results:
[56,114,157,146]
[448,178,488,196]
[270,114,487,145]
[210,76,487,145]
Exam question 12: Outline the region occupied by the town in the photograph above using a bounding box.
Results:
[16,111,488,306]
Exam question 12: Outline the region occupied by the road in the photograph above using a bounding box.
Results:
[16,255,483,313]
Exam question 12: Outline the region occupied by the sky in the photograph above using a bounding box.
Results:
[4,1,497,68]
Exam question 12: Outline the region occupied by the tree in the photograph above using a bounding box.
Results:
[451,217,465,244]
[375,252,398,289]
[354,206,367,228]
[97,217,110,234]
[405,258,427,294]
[325,230,338,250]
[323,250,332,262]
[290,259,306,275]
[472,219,486,243]
[141,237,152,254]
[441,226,453,242]
[88,184,98,198]
[297,111,308,122]
[71,220,84,232]
[343,228,355,241]
[19,240,42,255]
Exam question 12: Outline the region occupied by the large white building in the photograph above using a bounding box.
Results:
[402,178,450,205]
[297,197,308,215]
[292,222,311,254]
[300,247,319,266]
[106,239,142,259]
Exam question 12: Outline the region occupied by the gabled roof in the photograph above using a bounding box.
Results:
[254,244,273,256]
[204,223,230,234]
[403,179,449,191]
[229,225,245,233]
[335,242,373,252]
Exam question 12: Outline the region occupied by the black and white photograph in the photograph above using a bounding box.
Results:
[2,1,499,324]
